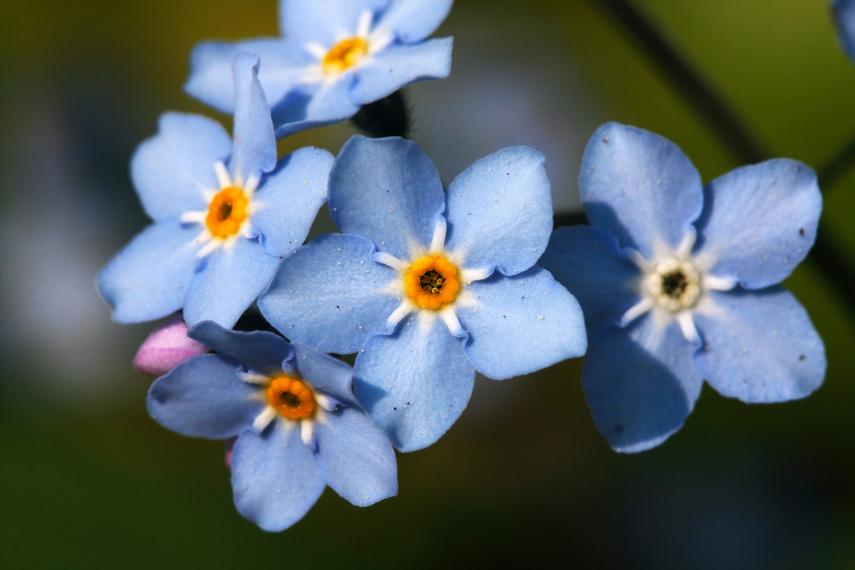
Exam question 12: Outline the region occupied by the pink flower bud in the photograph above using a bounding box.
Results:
[134,314,208,376]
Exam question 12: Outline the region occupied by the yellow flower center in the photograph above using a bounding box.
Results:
[205,186,248,239]
[322,37,369,75]
[266,375,316,421]
[404,255,460,310]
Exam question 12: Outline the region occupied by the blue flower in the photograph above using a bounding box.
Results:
[184,0,454,137]
[97,54,333,328]
[833,0,855,59]
[257,135,587,452]
[147,321,398,532]
[540,122,826,453]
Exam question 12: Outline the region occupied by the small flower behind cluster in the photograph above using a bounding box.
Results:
[257,135,587,452]
[184,0,454,137]
[540,122,826,452]
[146,321,398,532]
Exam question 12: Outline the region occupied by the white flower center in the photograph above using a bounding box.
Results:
[645,257,702,312]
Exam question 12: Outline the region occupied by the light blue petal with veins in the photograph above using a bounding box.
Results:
[251,147,333,257]
[693,159,821,289]
[290,343,359,407]
[833,0,855,59]
[280,0,388,46]
[131,113,228,221]
[375,0,454,42]
[258,234,400,355]
[231,420,325,532]
[97,219,201,324]
[189,322,294,376]
[354,312,474,452]
[580,123,703,257]
[444,146,552,276]
[315,406,397,506]
[147,354,265,439]
[455,267,586,379]
[272,74,362,137]
[349,38,452,106]
[184,238,281,329]
[583,316,702,453]
[229,55,277,184]
[540,226,641,337]
[694,288,825,403]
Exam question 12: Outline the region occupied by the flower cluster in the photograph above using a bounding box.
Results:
[98,0,826,531]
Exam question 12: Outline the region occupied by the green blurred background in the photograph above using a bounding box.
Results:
[2,0,854,567]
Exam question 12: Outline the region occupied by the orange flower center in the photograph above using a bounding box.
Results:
[322,37,369,75]
[266,376,316,420]
[205,186,248,239]
[404,255,460,310]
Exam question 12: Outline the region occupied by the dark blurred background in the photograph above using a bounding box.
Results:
[1,1,854,568]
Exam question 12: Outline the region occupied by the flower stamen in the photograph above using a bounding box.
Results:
[645,258,702,312]
[404,255,460,310]
[322,38,369,75]
[266,375,317,420]
[206,186,249,239]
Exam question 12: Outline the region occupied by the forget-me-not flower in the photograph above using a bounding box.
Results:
[147,321,398,532]
[258,135,587,452]
[97,55,333,328]
[540,123,825,453]
[184,0,453,137]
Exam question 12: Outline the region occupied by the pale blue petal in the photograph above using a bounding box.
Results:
[184,238,281,328]
[375,0,453,42]
[97,220,201,324]
[580,122,703,257]
[583,316,702,453]
[315,406,397,506]
[189,322,294,376]
[693,159,821,289]
[147,354,264,438]
[280,0,389,46]
[258,234,400,354]
[131,113,229,221]
[231,420,325,532]
[694,288,825,403]
[540,226,641,337]
[444,146,552,276]
[833,0,855,59]
[455,267,586,380]
[272,75,362,137]
[290,343,359,407]
[184,38,302,114]
[251,147,333,257]
[329,136,445,259]
[353,312,474,452]
[349,38,452,106]
[229,54,277,183]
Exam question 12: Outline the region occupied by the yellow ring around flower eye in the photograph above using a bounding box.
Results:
[266,376,317,420]
[404,255,460,310]
[322,37,369,75]
[206,186,249,239]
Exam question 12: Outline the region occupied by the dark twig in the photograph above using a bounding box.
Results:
[817,129,855,190]
[593,0,855,315]
[350,91,410,138]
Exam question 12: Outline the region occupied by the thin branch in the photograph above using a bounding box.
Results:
[817,129,855,189]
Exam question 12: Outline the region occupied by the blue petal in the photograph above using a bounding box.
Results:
[272,74,362,137]
[694,288,825,403]
[444,146,552,276]
[185,38,311,114]
[375,0,453,42]
[251,147,333,257]
[97,219,201,324]
[231,420,325,532]
[147,354,264,438]
[131,113,229,221]
[349,38,453,106]
[693,159,821,289]
[258,234,400,354]
[329,136,445,259]
[189,322,295,376]
[540,226,641,337]
[353,312,474,452]
[184,238,281,328]
[290,342,359,407]
[229,54,277,184]
[833,0,855,59]
[455,267,586,380]
[314,406,397,506]
[280,0,389,46]
[580,123,703,257]
[582,316,702,453]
